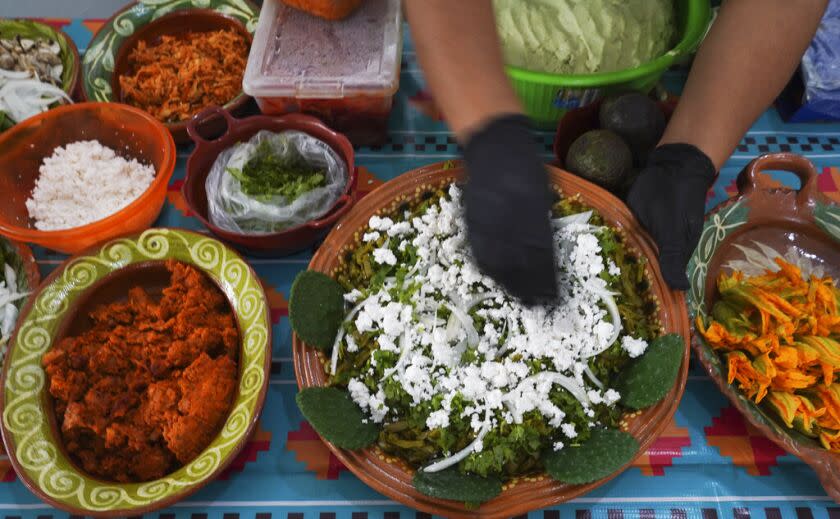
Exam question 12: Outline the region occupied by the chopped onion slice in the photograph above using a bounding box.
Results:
[581,289,622,359]
[423,409,491,473]
[513,372,591,406]
[552,210,593,228]
[443,301,479,347]
[329,297,369,375]
[382,331,410,380]
[0,69,31,79]
[584,366,604,390]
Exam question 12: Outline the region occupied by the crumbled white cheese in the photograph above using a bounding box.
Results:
[363,231,381,242]
[373,247,397,266]
[344,289,363,303]
[335,185,641,466]
[26,140,156,231]
[604,389,621,405]
[621,336,649,358]
[561,423,578,438]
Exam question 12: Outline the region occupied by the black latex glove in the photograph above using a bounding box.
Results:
[462,114,557,304]
[627,143,716,290]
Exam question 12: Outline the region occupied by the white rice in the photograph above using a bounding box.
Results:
[25,140,156,231]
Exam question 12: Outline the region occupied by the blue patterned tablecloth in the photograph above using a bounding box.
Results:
[2,16,840,519]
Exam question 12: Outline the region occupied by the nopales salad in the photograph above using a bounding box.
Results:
[291,182,682,503]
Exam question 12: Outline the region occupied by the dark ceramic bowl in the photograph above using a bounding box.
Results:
[687,153,840,501]
[0,229,271,516]
[552,97,678,169]
[183,107,357,256]
[83,1,258,144]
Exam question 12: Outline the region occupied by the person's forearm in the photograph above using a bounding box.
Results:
[404,0,522,141]
[661,0,827,170]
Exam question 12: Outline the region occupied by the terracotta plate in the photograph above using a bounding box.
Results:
[687,153,840,501]
[293,161,691,518]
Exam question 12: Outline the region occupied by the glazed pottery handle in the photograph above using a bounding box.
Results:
[737,153,820,210]
[186,105,237,146]
[308,193,354,230]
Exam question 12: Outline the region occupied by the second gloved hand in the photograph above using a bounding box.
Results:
[463,114,557,304]
[627,143,717,290]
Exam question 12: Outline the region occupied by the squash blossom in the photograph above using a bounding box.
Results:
[698,258,840,452]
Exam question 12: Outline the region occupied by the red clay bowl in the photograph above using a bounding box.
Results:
[552,97,678,168]
[183,107,357,257]
[293,160,692,518]
[687,153,840,501]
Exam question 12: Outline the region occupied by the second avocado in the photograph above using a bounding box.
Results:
[565,129,633,192]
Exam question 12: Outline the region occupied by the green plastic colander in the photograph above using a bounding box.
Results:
[505,0,713,128]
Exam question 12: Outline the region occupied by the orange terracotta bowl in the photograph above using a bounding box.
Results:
[0,102,176,254]
[293,161,692,518]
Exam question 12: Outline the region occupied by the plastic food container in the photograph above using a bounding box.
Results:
[506,0,711,128]
[280,0,363,20]
[243,0,401,146]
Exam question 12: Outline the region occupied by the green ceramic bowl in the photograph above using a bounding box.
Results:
[0,19,81,130]
[0,229,271,516]
[81,0,258,142]
[687,153,840,501]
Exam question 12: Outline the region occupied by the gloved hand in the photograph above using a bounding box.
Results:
[627,143,717,290]
[462,114,558,304]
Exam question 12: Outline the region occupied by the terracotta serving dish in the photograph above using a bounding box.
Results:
[82,0,259,144]
[0,102,176,254]
[293,161,692,518]
[552,97,678,169]
[0,229,271,516]
[183,107,357,257]
[687,153,840,501]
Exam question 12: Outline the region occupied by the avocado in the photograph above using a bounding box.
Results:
[565,129,633,192]
[599,92,666,165]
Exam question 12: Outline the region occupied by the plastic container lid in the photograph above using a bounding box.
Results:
[243,0,402,99]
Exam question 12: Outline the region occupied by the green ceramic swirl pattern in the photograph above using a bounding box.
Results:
[686,200,748,320]
[82,0,258,104]
[2,229,269,512]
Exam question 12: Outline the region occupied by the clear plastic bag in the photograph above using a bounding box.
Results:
[801,0,840,119]
[206,130,348,234]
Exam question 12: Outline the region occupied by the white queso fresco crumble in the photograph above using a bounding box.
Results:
[331,184,652,474]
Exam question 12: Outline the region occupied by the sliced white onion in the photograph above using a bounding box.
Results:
[444,302,479,347]
[2,303,18,338]
[330,297,369,375]
[0,69,31,79]
[423,409,491,473]
[513,372,591,407]
[581,289,622,359]
[465,292,500,310]
[382,331,410,380]
[552,210,593,228]
[584,365,604,390]
[4,264,16,290]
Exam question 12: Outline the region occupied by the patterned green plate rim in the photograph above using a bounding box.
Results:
[686,153,840,500]
[0,229,271,516]
[81,0,258,104]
